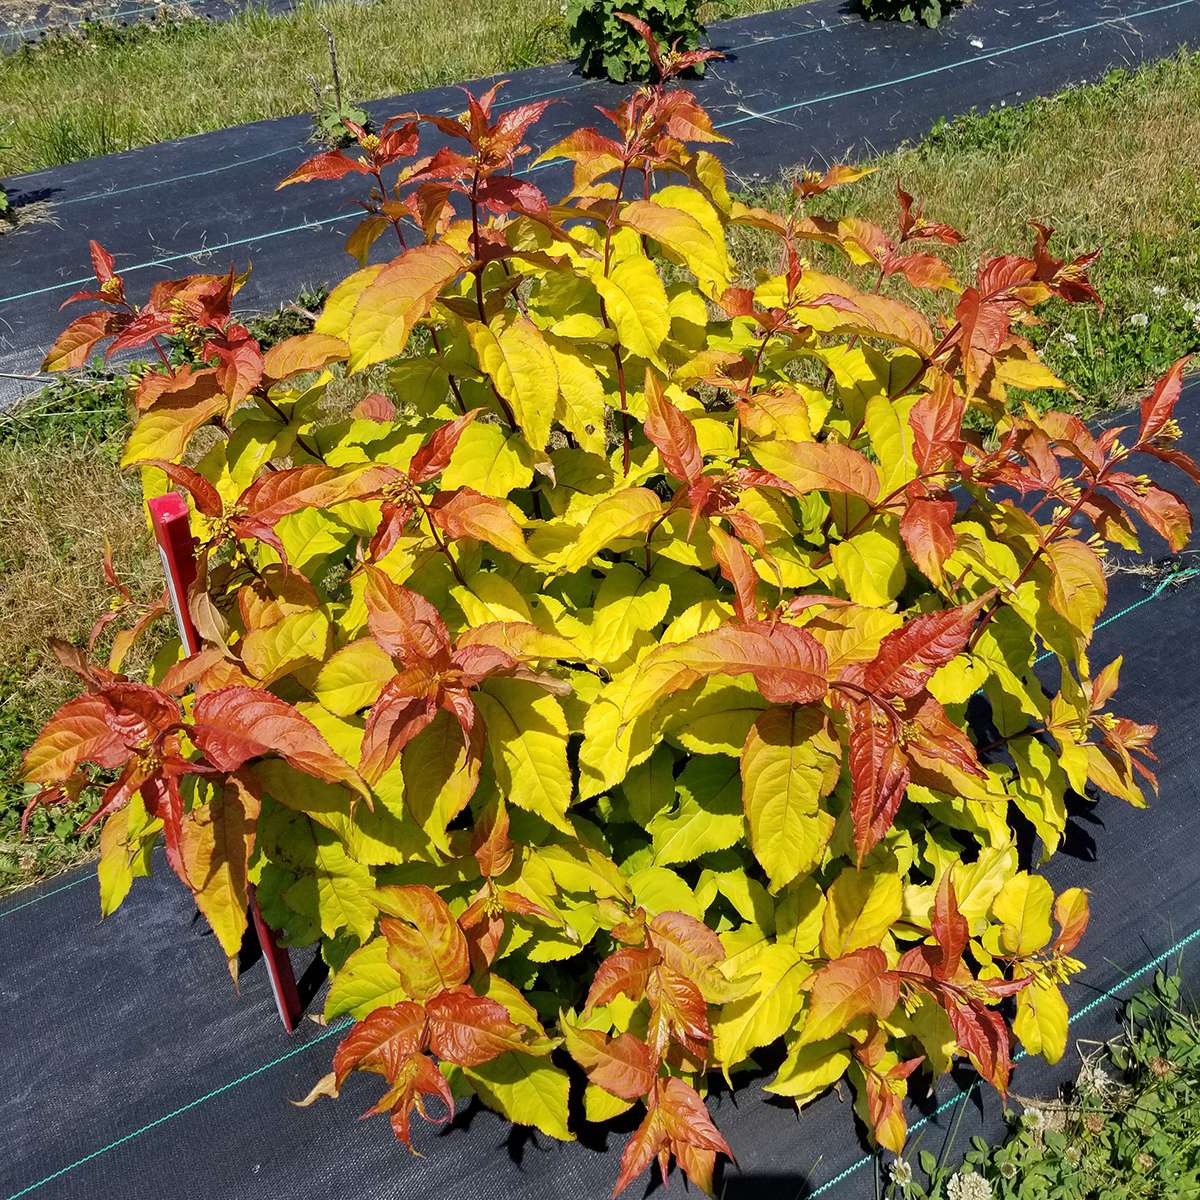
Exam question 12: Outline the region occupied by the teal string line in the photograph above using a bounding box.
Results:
[2,1018,352,1200]
[1,0,1192,306]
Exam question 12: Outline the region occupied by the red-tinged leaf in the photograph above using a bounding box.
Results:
[930,874,968,979]
[586,945,661,1011]
[796,164,873,199]
[613,1102,667,1198]
[909,374,965,473]
[377,884,471,1002]
[408,409,482,483]
[89,240,116,283]
[140,459,223,518]
[204,323,263,405]
[277,149,370,189]
[863,604,980,699]
[360,684,439,784]
[646,966,710,1059]
[652,620,830,708]
[942,992,1012,1093]
[132,362,213,413]
[363,567,451,663]
[377,1050,455,1149]
[425,986,535,1067]
[900,495,957,582]
[475,174,549,216]
[42,310,126,371]
[709,526,759,621]
[846,698,910,862]
[886,251,957,291]
[656,89,729,144]
[238,463,396,532]
[1053,888,1090,956]
[659,1076,732,1157]
[353,391,398,422]
[471,803,513,877]
[426,488,533,562]
[905,693,986,782]
[803,947,901,1043]
[648,910,724,982]
[262,332,350,380]
[643,368,702,484]
[1138,357,1189,444]
[1103,477,1192,551]
[614,11,663,72]
[565,1027,656,1101]
[896,183,963,246]
[333,1001,427,1087]
[1142,444,1200,486]
[191,686,367,795]
[105,307,175,358]
[756,439,879,501]
[22,693,129,785]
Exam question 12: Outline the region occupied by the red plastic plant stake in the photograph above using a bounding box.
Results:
[147,493,303,1033]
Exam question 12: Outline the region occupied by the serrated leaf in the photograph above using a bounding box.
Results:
[474,679,572,831]
[741,706,840,891]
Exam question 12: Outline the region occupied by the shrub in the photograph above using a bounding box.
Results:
[858,0,956,28]
[566,2,708,81]
[23,34,1198,1196]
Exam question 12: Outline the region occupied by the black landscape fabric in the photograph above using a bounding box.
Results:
[2,378,1199,1199]
[3,0,1200,403]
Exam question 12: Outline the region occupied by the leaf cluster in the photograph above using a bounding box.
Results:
[857,0,957,29]
[22,36,1198,1197]
[565,0,708,82]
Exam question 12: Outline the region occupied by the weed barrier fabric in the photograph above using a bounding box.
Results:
[3,0,1200,404]
[2,382,1199,1200]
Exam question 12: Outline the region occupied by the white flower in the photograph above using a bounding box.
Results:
[1079,1060,1116,1095]
[1127,312,1149,328]
[969,36,984,47]
[1150,284,1169,299]
[1061,331,1079,346]
[1023,1107,1049,1134]
[889,1158,914,1190]
[1182,298,1200,316]
[947,1169,994,1200]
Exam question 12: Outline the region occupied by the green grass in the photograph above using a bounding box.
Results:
[0,0,794,176]
[732,52,1200,414]
[888,971,1200,1199]
[2,52,1199,896]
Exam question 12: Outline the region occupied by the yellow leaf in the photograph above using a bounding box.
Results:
[323,937,407,1020]
[766,1035,852,1103]
[181,776,259,973]
[313,264,384,339]
[741,706,840,891]
[820,866,903,958]
[553,487,663,574]
[713,942,809,1073]
[346,244,463,370]
[991,872,1054,956]
[121,387,227,467]
[313,638,395,717]
[831,528,906,606]
[474,679,572,832]
[441,421,535,498]
[469,314,558,451]
[593,254,670,365]
[1013,971,1069,1063]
